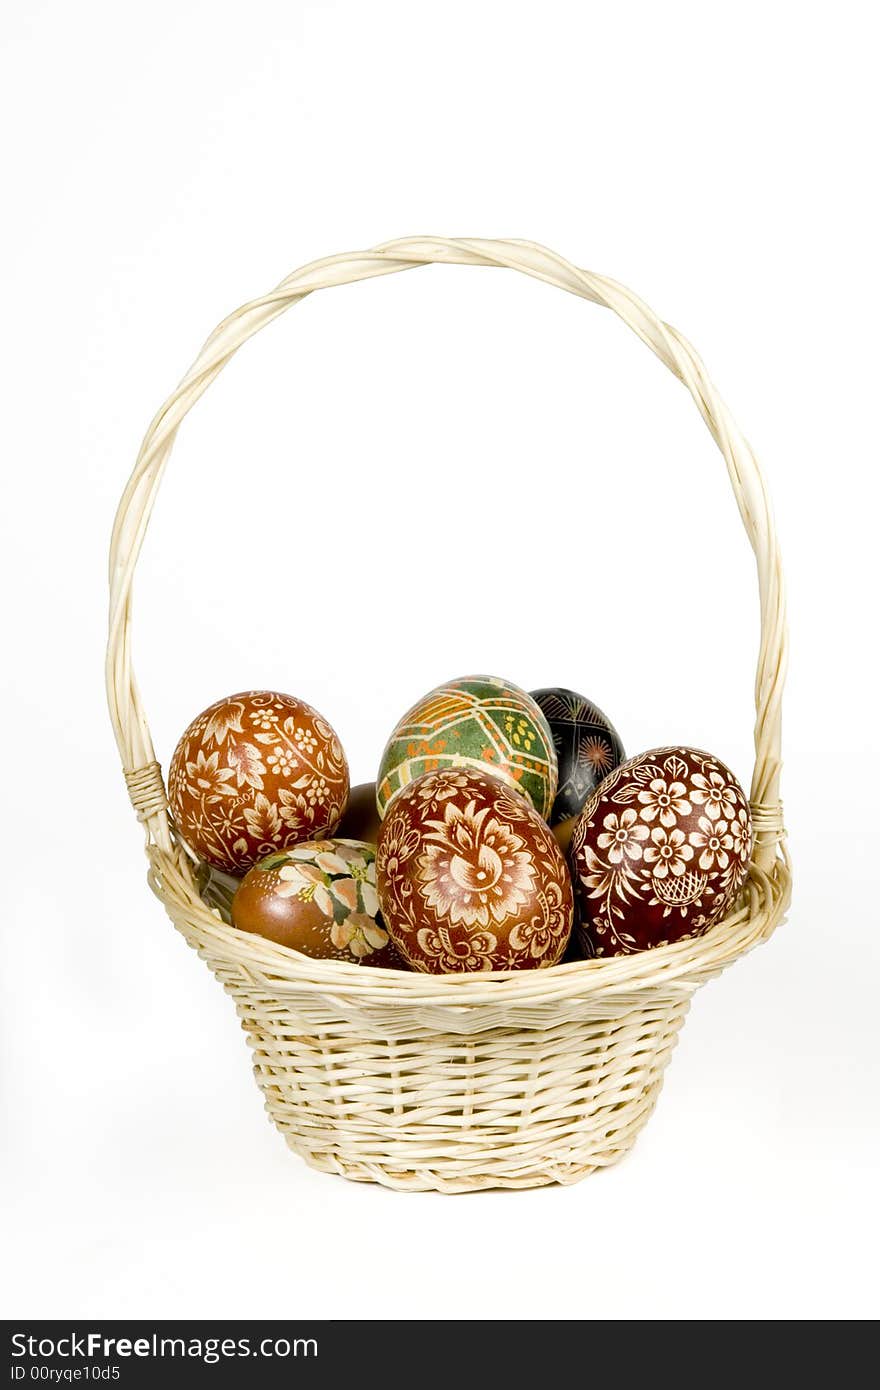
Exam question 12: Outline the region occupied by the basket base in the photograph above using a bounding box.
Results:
[269,1067,670,1194]
[235,987,691,1194]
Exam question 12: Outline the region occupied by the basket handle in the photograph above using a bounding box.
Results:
[106,237,787,873]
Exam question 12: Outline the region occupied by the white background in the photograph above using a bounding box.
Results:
[2,0,878,1322]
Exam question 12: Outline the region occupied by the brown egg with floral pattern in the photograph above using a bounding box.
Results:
[376,767,573,973]
[569,746,752,957]
[168,691,349,874]
[232,839,404,967]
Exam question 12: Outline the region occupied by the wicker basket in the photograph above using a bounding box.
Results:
[106,237,791,1193]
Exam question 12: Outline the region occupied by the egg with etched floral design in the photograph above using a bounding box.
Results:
[168,691,349,874]
[232,839,404,967]
[569,747,752,956]
[376,675,557,820]
[376,767,573,973]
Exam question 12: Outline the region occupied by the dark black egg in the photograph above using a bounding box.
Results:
[530,688,625,825]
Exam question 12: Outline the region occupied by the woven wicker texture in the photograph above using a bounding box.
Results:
[107,238,791,1192]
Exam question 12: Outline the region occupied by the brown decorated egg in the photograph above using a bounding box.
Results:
[168,691,349,874]
[231,838,404,967]
[570,746,752,956]
[376,767,573,973]
[336,781,382,846]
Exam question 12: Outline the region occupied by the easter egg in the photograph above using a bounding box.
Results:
[232,839,404,967]
[336,781,382,846]
[376,767,573,973]
[552,815,577,856]
[570,747,752,957]
[376,675,557,821]
[168,691,349,874]
[531,687,625,824]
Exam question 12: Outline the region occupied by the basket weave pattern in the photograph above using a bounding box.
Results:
[107,238,790,1192]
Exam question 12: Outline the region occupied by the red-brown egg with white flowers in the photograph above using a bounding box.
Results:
[569,746,752,957]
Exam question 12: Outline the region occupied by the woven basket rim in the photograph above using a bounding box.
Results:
[149,819,789,1008]
[108,236,790,1002]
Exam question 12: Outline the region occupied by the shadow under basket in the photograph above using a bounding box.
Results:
[108,237,791,1194]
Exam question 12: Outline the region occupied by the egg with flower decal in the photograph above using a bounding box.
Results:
[569,747,752,956]
[530,687,625,824]
[168,691,349,874]
[376,767,573,973]
[231,838,404,967]
[376,675,557,820]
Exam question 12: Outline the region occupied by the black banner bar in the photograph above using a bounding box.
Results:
[1,1318,849,1386]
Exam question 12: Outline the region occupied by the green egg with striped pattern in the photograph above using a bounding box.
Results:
[376,675,558,820]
